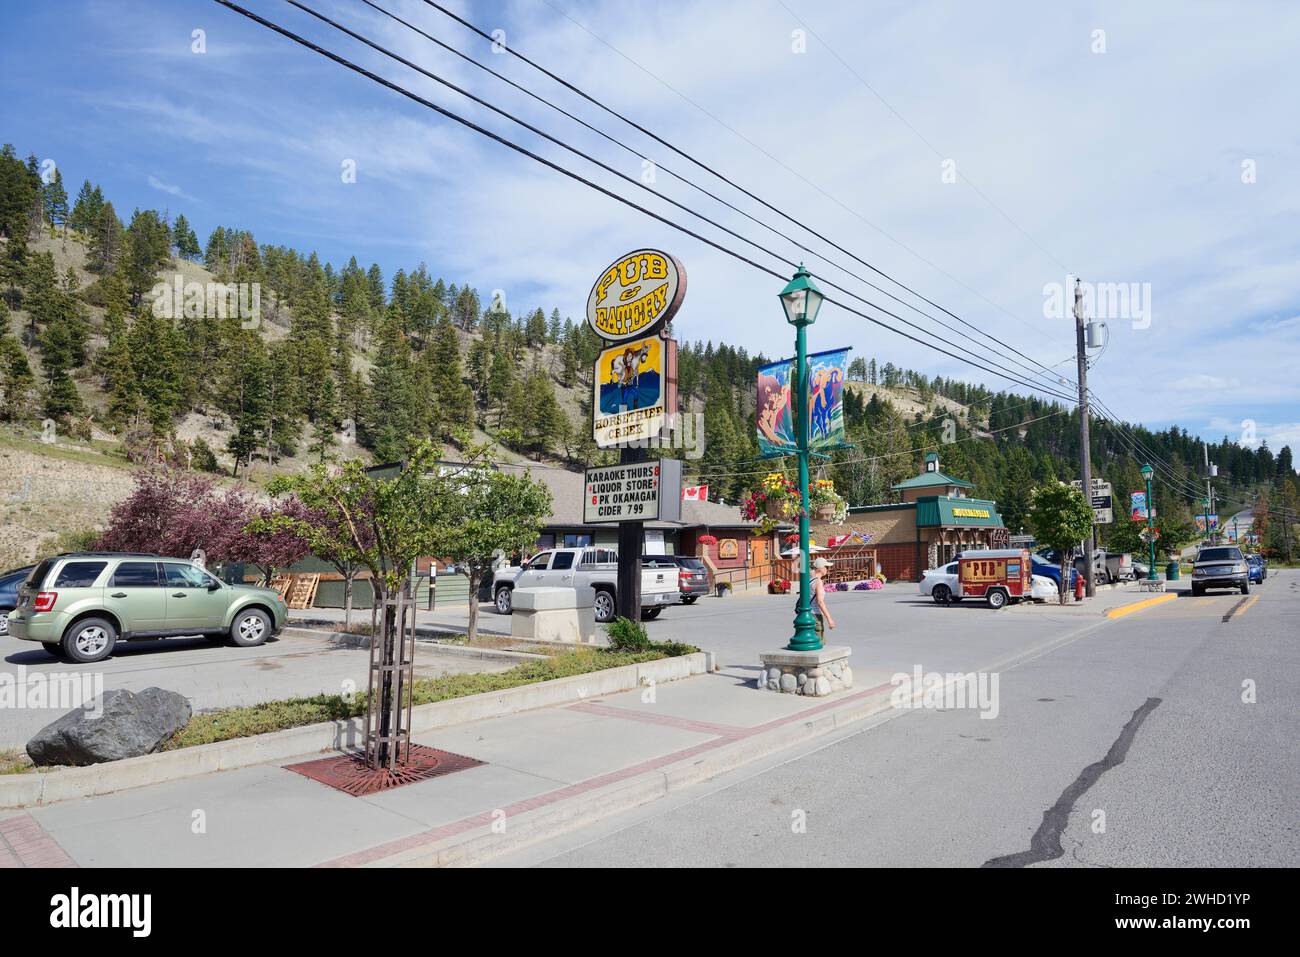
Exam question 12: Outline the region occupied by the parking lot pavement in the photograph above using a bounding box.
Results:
[0,630,515,751]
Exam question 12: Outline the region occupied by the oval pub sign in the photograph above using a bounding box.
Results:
[585,248,686,342]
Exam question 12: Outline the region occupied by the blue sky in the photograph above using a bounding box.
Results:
[3,0,1298,451]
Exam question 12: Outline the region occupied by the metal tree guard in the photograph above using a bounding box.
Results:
[363,579,417,770]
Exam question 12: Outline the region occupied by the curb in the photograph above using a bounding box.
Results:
[279,626,547,663]
[351,680,901,868]
[1106,592,1179,619]
[0,652,710,809]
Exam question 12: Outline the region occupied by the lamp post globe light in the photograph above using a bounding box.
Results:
[779,264,825,652]
[1140,463,1157,581]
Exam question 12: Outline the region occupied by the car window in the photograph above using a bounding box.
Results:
[53,561,108,588]
[679,558,705,570]
[551,552,575,570]
[164,563,217,588]
[944,563,958,574]
[26,560,52,590]
[526,553,552,570]
[1197,548,1240,562]
[112,561,161,587]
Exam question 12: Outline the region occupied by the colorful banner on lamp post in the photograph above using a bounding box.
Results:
[755,347,850,458]
[1130,491,1148,521]
[1196,514,1218,533]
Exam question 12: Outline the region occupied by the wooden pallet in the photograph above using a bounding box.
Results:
[286,573,321,609]
[269,575,294,600]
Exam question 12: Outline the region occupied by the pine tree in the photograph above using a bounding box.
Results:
[88,201,124,274]
[0,303,35,421]
[43,168,68,241]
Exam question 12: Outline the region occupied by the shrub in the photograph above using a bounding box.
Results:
[604,615,651,653]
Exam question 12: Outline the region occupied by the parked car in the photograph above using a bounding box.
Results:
[642,555,711,604]
[1246,553,1267,583]
[1037,546,1114,585]
[8,553,288,663]
[1190,546,1250,596]
[1029,556,1078,593]
[919,561,961,603]
[0,564,35,638]
[491,547,680,622]
[1030,574,1059,602]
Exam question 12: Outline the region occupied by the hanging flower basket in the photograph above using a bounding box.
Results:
[809,479,848,525]
[741,472,802,536]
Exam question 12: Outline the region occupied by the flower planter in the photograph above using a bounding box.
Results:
[815,503,836,521]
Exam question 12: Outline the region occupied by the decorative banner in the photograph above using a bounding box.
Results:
[586,249,686,342]
[807,347,848,452]
[592,334,677,448]
[583,459,682,524]
[756,357,797,457]
[683,484,709,502]
[1196,514,1218,532]
[1130,490,1148,521]
[755,347,850,457]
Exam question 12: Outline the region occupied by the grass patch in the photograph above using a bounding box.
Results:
[0,748,34,775]
[165,644,697,751]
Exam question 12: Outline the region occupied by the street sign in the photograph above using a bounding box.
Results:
[585,249,686,343]
[583,459,682,524]
[1071,479,1113,524]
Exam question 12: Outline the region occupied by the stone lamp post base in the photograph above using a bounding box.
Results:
[758,646,852,696]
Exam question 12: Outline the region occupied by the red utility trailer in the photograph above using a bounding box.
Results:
[957,549,1032,609]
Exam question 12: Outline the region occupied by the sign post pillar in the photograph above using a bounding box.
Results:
[616,448,646,621]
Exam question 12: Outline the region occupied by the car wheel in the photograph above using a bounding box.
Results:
[60,617,117,664]
[1191,583,1202,596]
[494,586,513,615]
[1241,582,1250,595]
[641,607,662,621]
[230,608,272,648]
[681,596,698,605]
[986,589,1007,610]
[932,584,951,604]
[593,589,616,623]
[0,609,8,638]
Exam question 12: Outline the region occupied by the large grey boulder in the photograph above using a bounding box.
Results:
[26,687,192,766]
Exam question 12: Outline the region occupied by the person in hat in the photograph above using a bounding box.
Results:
[807,556,836,637]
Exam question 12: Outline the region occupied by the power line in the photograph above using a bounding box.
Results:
[421,0,1079,395]
[285,0,1074,400]
[353,0,1073,398]
[775,0,1075,278]
[696,409,1068,482]
[213,0,1077,403]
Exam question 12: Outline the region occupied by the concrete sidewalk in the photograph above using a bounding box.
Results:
[5,661,902,868]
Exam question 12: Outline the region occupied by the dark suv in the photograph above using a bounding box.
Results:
[1191,546,1250,596]
[643,555,711,604]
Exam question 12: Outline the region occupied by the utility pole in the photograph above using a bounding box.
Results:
[1203,444,1214,543]
[1074,279,1096,597]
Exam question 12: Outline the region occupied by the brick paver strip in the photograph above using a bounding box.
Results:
[0,813,76,868]
[320,679,894,867]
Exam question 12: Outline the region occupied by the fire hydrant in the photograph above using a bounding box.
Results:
[1074,571,1086,602]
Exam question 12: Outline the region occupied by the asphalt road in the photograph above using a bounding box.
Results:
[492,570,1298,867]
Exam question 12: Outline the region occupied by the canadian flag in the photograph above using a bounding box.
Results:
[683,485,709,502]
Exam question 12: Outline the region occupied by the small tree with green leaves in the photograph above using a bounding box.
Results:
[1028,481,1096,603]
[431,465,552,641]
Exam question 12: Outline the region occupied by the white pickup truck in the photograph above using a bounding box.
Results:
[490,548,680,622]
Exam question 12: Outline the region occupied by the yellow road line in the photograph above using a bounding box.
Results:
[1107,593,1179,619]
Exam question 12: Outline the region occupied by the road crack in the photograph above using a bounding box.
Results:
[981,697,1161,868]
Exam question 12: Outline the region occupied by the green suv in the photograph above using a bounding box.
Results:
[9,553,288,663]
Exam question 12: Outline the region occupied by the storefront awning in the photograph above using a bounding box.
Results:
[916,496,1004,529]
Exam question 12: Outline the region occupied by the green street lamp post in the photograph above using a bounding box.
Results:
[1140,463,1157,581]
[779,264,825,652]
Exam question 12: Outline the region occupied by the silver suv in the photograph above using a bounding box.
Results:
[1190,546,1249,596]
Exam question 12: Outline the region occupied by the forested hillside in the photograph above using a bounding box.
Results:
[2,141,1296,559]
